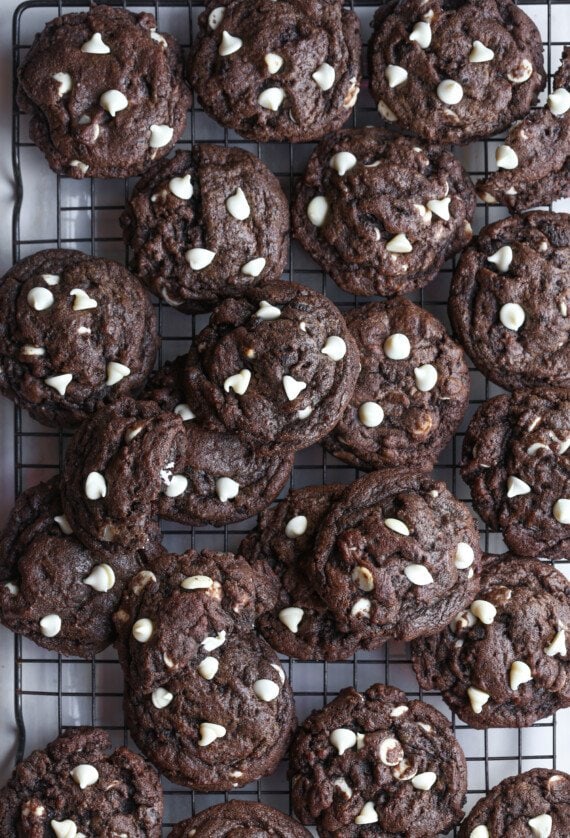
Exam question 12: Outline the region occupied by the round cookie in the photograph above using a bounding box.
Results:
[368,0,545,145]
[0,477,152,658]
[17,5,191,178]
[458,768,570,838]
[61,398,187,554]
[0,249,157,428]
[183,282,360,452]
[461,388,570,558]
[310,469,482,645]
[121,147,290,313]
[449,212,570,391]
[170,801,311,837]
[323,299,470,471]
[292,127,476,297]
[114,549,261,692]
[188,0,361,143]
[238,484,365,661]
[0,727,163,836]
[412,554,570,728]
[123,632,296,791]
[289,683,467,838]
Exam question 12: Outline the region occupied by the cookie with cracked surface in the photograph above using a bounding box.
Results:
[369,0,545,145]
[412,554,570,728]
[323,299,470,471]
[477,47,570,211]
[114,549,263,692]
[170,801,311,837]
[121,147,290,313]
[0,249,157,428]
[239,484,365,661]
[461,388,570,558]
[0,726,163,837]
[188,0,361,143]
[289,683,467,838]
[123,632,295,791]
[309,469,482,645]
[458,768,570,838]
[292,127,476,297]
[449,213,570,391]
[17,4,191,178]
[183,281,360,452]
[61,398,187,554]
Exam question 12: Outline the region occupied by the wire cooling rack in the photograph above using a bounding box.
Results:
[6,0,570,834]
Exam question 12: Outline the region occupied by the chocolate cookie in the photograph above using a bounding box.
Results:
[323,299,470,471]
[477,47,570,211]
[292,127,476,297]
[114,549,261,692]
[0,727,163,836]
[449,213,570,391]
[142,358,294,527]
[369,0,545,145]
[239,484,365,661]
[412,554,570,728]
[461,388,570,558]
[121,147,289,313]
[123,632,296,791]
[17,5,191,178]
[310,470,482,645]
[0,478,151,658]
[289,683,467,838]
[0,249,157,428]
[183,282,360,452]
[61,398,187,554]
[188,0,361,143]
[170,801,311,837]
[458,768,570,838]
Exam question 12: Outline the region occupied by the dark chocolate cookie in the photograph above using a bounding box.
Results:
[114,549,261,692]
[121,147,290,313]
[0,477,151,658]
[61,398,187,554]
[17,5,191,178]
[449,212,570,391]
[323,299,470,471]
[310,469,482,645]
[461,388,570,558]
[183,282,360,452]
[289,683,467,838]
[477,47,570,211]
[170,801,311,837]
[238,484,365,661]
[189,0,361,143]
[123,632,296,791]
[458,768,570,838]
[292,127,476,297]
[0,727,163,837]
[0,249,157,428]
[412,554,570,728]
[369,0,545,145]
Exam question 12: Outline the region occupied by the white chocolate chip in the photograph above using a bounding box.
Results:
[409,21,431,48]
[354,802,378,825]
[377,100,398,121]
[181,575,214,591]
[253,679,280,701]
[271,663,286,684]
[219,30,243,56]
[359,402,384,428]
[216,476,240,502]
[321,335,347,361]
[412,772,437,791]
[201,630,226,652]
[83,563,115,593]
[152,687,174,708]
[344,76,359,108]
[99,89,128,117]
[470,599,497,625]
[548,87,570,116]
[258,87,285,111]
[379,737,404,766]
[418,723,432,733]
[164,474,188,498]
[226,187,250,220]
[27,287,54,311]
[70,764,99,789]
[51,820,78,838]
[197,656,219,680]
[487,245,513,273]
[149,124,174,148]
[208,7,225,29]
[392,758,417,781]
[168,175,193,200]
[312,62,335,91]
[278,606,304,633]
[283,375,307,401]
[414,364,438,392]
[507,59,533,84]
[427,197,451,221]
[480,191,498,204]
[106,361,130,386]
[467,686,490,714]
[54,515,72,534]
[510,660,533,690]
[330,151,357,176]
[469,40,494,62]
[333,778,353,798]
[437,80,463,105]
[70,159,89,174]
[264,52,284,74]
[131,570,156,595]
[150,28,167,47]
[186,248,216,270]
[499,303,525,331]
[385,64,408,88]
[352,566,374,592]
[39,614,61,638]
[198,722,226,746]
[351,598,371,618]
[81,32,110,54]
[77,326,91,335]
[506,475,531,497]
[256,300,281,319]
[454,543,474,569]
[52,72,72,96]
[384,518,410,536]
[163,653,175,668]
[45,373,72,396]
[528,815,552,838]
[527,443,549,455]
[469,826,490,838]
[386,233,412,254]
[70,288,97,310]
[307,195,329,226]
[544,629,566,657]
[297,405,313,419]
[21,346,45,356]
[174,403,195,421]
[553,498,570,524]
[285,515,308,538]
[404,564,434,586]
[453,609,477,632]
[132,618,153,642]
[224,369,251,395]
[241,257,266,277]
[390,705,408,717]
[41,273,59,285]
[383,333,411,360]
[496,145,519,170]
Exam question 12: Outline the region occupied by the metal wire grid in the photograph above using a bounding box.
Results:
[7,0,570,833]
